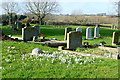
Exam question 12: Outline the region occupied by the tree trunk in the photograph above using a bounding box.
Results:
[40,18,44,25]
[37,17,44,25]
[8,15,11,25]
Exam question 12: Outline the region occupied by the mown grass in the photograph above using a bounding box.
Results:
[1,25,120,46]
[1,25,120,78]
[1,41,119,78]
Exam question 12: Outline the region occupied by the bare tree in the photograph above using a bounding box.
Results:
[26,0,59,25]
[2,2,19,24]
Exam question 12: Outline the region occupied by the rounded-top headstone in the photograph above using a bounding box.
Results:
[33,25,40,28]
[32,48,43,55]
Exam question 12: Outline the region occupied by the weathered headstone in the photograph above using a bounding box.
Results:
[32,36,38,41]
[76,27,82,32]
[94,27,100,38]
[67,31,82,49]
[64,27,72,40]
[117,47,120,59]
[86,27,93,39]
[112,32,120,45]
[33,25,40,36]
[30,48,43,55]
[22,27,39,41]
[95,24,99,27]
[111,25,114,29]
[113,25,116,30]
[16,21,23,28]
[12,21,24,29]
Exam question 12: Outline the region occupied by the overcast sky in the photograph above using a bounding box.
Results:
[0,0,119,15]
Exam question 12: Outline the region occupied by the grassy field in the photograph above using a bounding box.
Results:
[1,25,120,78]
[1,25,120,46]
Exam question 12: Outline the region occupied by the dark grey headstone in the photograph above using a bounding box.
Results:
[64,27,72,40]
[22,27,39,41]
[67,31,82,49]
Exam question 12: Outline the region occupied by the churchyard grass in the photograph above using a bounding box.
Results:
[1,41,118,78]
[1,25,119,46]
[1,25,119,78]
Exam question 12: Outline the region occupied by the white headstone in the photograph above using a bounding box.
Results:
[86,27,93,39]
[33,25,40,36]
[113,25,116,30]
[94,27,100,38]
[31,48,43,55]
[76,27,82,32]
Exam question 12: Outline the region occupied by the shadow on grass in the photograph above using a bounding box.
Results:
[2,28,22,35]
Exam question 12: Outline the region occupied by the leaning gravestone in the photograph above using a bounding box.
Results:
[33,25,40,36]
[94,27,100,38]
[67,31,82,49]
[22,27,39,41]
[86,27,93,39]
[76,27,82,32]
[112,32,120,45]
[64,27,72,40]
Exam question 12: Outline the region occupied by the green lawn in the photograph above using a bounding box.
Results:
[1,25,120,46]
[1,41,119,78]
[1,25,120,78]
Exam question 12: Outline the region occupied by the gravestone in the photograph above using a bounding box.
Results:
[111,25,114,29]
[86,27,93,39]
[112,32,120,45]
[113,25,116,30]
[117,47,120,59]
[22,27,39,41]
[30,48,43,55]
[12,21,24,29]
[33,25,40,36]
[94,27,100,38]
[64,27,72,40]
[95,24,99,27]
[76,27,82,32]
[16,21,23,28]
[67,31,82,49]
